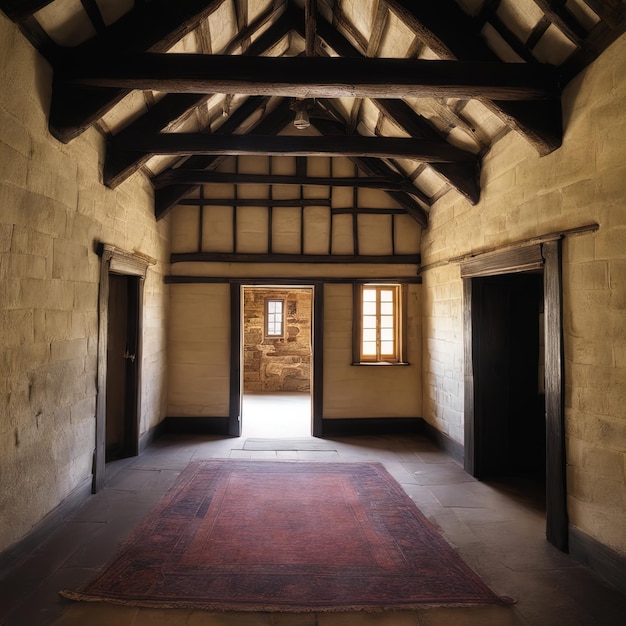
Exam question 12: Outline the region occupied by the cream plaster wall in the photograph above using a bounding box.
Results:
[420,34,626,554]
[168,284,231,417]
[323,283,422,419]
[0,15,170,553]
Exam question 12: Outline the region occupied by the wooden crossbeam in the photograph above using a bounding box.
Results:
[113,133,476,162]
[59,54,560,100]
[170,252,421,264]
[153,170,417,193]
[177,197,332,207]
[154,99,294,219]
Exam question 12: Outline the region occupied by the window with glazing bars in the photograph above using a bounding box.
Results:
[265,299,284,337]
[358,285,402,362]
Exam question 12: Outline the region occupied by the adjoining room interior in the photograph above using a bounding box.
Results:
[1,1,625,624]
[241,285,313,437]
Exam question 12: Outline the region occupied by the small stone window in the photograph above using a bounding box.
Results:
[265,299,285,337]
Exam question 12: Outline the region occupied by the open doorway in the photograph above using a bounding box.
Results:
[241,286,313,437]
[470,273,546,498]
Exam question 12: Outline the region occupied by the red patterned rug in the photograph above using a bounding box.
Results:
[62,460,508,612]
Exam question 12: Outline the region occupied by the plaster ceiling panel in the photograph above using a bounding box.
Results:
[481,23,525,62]
[459,100,507,141]
[377,10,416,58]
[418,45,444,61]
[100,90,149,133]
[413,167,447,197]
[96,0,133,27]
[248,0,275,23]
[168,30,202,54]
[496,0,544,43]
[144,155,184,177]
[341,0,377,43]
[565,0,600,30]
[209,1,238,52]
[532,24,578,65]
[393,214,421,254]
[34,0,96,46]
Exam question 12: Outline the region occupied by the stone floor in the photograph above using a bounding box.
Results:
[1,396,625,626]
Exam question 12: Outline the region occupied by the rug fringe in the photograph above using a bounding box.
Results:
[60,590,515,612]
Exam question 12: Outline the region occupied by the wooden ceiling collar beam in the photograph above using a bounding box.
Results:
[153,98,295,219]
[58,54,560,100]
[153,170,419,193]
[113,133,476,162]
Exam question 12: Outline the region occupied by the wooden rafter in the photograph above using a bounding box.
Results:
[48,0,228,142]
[384,0,563,155]
[309,13,480,204]
[104,13,293,187]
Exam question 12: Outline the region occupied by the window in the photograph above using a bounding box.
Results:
[353,284,407,364]
[265,299,284,337]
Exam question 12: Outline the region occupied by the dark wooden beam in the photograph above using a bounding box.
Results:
[304,0,317,56]
[309,12,480,203]
[0,0,54,21]
[154,99,294,219]
[171,252,421,264]
[373,99,480,204]
[154,170,418,193]
[49,0,227,142]
[104,14,292,187]
[177,197,331,207]
[113,133,476,162]
[384,0,563,155]
[60,54,560,100]
[312,110,431,227]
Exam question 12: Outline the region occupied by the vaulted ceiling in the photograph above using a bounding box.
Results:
[3,0,626,228]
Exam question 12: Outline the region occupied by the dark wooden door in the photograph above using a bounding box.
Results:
[472,273,545,480]
[105,274,139,461]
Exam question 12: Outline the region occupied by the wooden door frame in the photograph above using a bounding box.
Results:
[462,240,568,551]
[94,244,151,493]
[228,282,323,437]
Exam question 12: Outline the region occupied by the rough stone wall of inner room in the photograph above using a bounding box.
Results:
[420,33,626,554]
[243,288,312,393]
[0,14,170,554]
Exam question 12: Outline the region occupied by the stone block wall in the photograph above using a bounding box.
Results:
[0,15,169,553]
[243,288,312,393]
[420,34,626,554]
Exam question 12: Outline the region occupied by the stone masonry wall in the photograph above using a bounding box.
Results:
[243,288,312,393]
[0,15,170,553]
[420,34,626,554]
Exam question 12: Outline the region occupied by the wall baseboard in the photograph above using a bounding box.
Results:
[569,526,626,595]
[139,420,166,453]
[321,417,423,437]
[421,420,464,464]
[164,416,231,436]
[0,476,92,579]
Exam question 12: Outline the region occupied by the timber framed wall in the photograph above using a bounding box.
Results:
[166,153,424,433]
